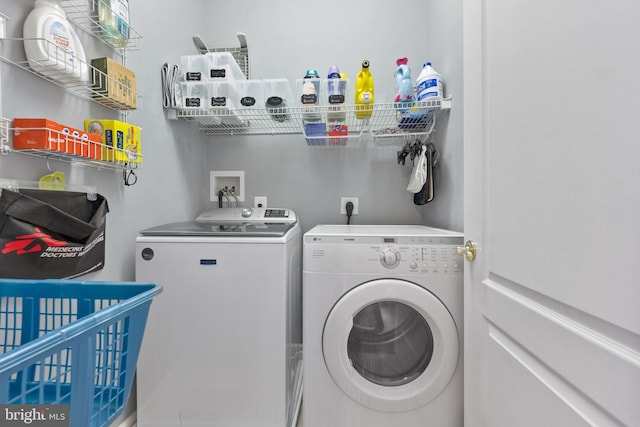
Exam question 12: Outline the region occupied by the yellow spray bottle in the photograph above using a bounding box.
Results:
[354,60,374,119]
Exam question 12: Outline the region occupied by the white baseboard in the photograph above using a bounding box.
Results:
[117,410,137,427]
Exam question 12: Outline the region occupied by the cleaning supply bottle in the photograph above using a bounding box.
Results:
[23,0,89,84]
[354,60,374,119]
[301,68,321,121]
[97,0,131,48]
[327,65,346,121]
[416,61,444,101]
[327,65,343,101]
[393,57,414,104]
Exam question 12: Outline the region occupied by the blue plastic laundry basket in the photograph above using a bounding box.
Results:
[0,278,162,427]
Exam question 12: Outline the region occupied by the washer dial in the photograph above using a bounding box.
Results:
[380,248,401,268]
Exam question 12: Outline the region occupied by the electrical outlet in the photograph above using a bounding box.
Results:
[340,197,359,215]
[254,196,268,208]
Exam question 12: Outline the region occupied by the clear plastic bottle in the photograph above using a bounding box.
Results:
[327,65,346,121]
[97,0,130,48]
[354,60,374,119]
[327,65,342,100]
[23,0,89,84]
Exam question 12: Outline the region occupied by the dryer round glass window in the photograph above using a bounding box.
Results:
[347,301,434,387]
[323,279,459,412]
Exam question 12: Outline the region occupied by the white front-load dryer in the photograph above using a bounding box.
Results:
[302,225,464,427]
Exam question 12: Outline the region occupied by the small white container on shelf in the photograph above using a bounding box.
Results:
[208,81,238,108]
[206,52,246,80]
[235,79,264,109]
[179,81,208,108]
[180,55,210,81]
[296,77,324,122]
[209,82,245,126]
[324,77,349,122]
[180,52,246,82]
[262,78,293,122]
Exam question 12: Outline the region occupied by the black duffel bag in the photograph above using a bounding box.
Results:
[0,188,109,279]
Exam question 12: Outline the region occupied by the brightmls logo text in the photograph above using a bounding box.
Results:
[1,405,68,426]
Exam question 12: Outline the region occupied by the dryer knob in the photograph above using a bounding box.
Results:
[241,208,253,218]
[380,248,400,268]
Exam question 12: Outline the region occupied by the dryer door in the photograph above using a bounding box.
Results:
[323,278,459,412]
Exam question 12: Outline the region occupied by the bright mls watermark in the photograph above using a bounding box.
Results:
[0,405,68,426]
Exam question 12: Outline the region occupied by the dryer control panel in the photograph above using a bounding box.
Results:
[377,244,464,274]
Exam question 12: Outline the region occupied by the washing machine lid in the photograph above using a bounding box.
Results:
[139,208,298,237]
[138,221,297,237]
[322,278,459,412]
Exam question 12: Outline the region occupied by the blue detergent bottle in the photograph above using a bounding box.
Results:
[394,57,423,128]
[394,57,415,105]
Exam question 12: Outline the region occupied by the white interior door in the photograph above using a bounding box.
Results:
[463,1,640,426]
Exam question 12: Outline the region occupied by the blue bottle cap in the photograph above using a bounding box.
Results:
[305,69,319,78]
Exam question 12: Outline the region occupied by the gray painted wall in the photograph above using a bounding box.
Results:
[198,0,464,233]
[0,0,462,274]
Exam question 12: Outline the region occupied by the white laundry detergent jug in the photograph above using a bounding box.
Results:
[23,0,89,85]
[416,61,444,101]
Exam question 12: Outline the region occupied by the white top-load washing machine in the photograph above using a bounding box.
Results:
[135,208,302,427]
[303,224,464,427]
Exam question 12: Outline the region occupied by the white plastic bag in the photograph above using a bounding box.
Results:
[406,145,427,193]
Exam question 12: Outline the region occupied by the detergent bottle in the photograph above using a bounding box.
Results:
[23,0,89,84]
[327,65,346,121]
[354,60,374,119]
[416,61,444,101]
[327,65,343,101]
[394,57,414,105]
[414,61,444,125]
[301,68,321,121]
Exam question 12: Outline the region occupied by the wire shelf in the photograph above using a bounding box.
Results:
[6,123,142,171]
[0,117,8,155]
[175,98,451,145]
[61,0,142,52]
[0,3,143,180]
[1,38,140,111]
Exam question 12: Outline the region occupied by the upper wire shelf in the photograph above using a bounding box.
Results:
[61,0,142,52]
[174,98,451,145]
[0,37,140,111]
